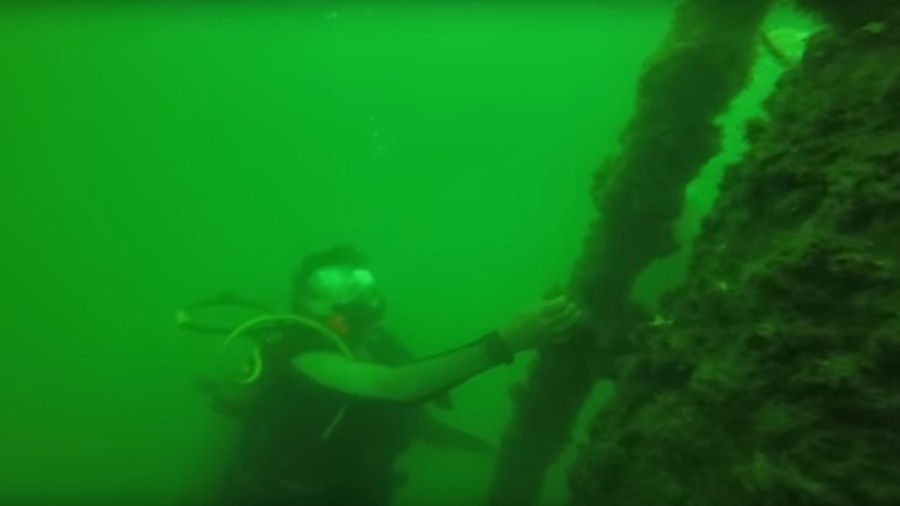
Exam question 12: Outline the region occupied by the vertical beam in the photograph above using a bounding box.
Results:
[485,1,774,505]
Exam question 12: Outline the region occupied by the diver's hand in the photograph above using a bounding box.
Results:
[497,295,582,353]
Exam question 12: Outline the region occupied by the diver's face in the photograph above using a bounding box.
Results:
[336,286,386,329]
[305,265,386,328]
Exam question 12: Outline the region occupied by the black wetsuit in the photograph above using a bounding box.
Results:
[213,327,423,506]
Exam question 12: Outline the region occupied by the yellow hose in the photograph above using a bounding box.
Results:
[222,313,353,384]
[221,313,354,440]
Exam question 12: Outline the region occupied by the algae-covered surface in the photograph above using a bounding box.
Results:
[570,3,900,505]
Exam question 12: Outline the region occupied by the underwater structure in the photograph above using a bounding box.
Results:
[488,0,900,504]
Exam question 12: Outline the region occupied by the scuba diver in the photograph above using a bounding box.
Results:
[182,245,582,506]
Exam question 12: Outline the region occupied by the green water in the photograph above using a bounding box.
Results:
[0,3,815,505]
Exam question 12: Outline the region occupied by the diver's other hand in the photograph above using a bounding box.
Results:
[498,295,582,353]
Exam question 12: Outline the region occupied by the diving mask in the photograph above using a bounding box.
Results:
[305,266,385,328]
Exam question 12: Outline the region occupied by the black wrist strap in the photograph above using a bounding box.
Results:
[481,330,515,365]
[372,330,517,405]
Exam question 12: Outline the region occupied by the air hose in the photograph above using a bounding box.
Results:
[183,308,355,441]
[222,313,354,384]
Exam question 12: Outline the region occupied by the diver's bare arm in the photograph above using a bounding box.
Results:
[293,296,581,402]
[292,340,503,403]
